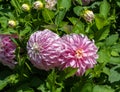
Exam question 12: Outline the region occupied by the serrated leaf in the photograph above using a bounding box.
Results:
[73,6,83,16]
[102,67,110,76]
[80,83,93,92]
[57,0,71,11]
[0,80,8,91]
[95,14,109,30]
[37,83,46,92]
[95,26,110,41]
[20,26,31,36]
[64,67,77,79]
[75,0,82,5]
[109,57,120,64]
[109,65,120,83]
[42,8,55,22]
[105,34,119,46]
[93,85,114,92]
[97,49,111,63]
[0,17,8,29]
[68,17,85,34]
[55,9,66,26]
[100,0,110,18]
[111,50,119,56]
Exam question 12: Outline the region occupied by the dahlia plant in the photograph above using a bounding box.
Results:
[0,0,120,92]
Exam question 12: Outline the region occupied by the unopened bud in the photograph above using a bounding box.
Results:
[8,20,16,28]
[83,10,94,23]
[22,4,30,12]
[33,1,43,10]
[45,0,57,10]
[82,0,91,5]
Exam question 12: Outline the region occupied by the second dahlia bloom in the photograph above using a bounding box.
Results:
[60,34,98,76]
[27,29,63,70]
[0,34,17,69]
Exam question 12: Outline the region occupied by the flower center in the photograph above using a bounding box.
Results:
[31,43,39,53]
[75,49,83,58]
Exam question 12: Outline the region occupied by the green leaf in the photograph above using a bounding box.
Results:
[64,67,77,79]
[73,6,83,16]
[109,57,120,64]
[0,17,8,29]
[55,9,66,26]
[80,83,93,92]
[109,65,120,83]
[42,8,55,22]
[111,44,120,53]
[0,80,8,91]
[20,26,31,36]
[93,85,114,92]
[94,26,110,41]
[97,49,111,63]
[0,74,18,91]
[46,69,57,92]
[68,17,85,34]
[95,14,109,30]
[100,0,110,18]
[111,50,119,56]
[117,1,120,7]
[37,84,47,92]
[105,34,119,46]
[57,0,71,11]
[102,67,110,76]
[75,0,82,5]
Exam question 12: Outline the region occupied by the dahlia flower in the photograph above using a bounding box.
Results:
[60,34,98,76]
[27,29,63,70]
[45,0,57,10]
[0,34,17,69]
[83,10,94,23]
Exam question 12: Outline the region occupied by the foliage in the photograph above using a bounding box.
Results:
[0,0,120,92]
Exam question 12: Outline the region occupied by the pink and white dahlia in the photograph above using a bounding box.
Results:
[60,34,98,76]
[0,34,17,69]
[27,29,63,70]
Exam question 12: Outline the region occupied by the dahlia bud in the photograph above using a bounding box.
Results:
[8,20,16,28]
[83,10,94,23]
[82,0,91,5]
[0,34,17,69]
[21,4,30,12]
[33,1,43,10]
[45,0,57,10]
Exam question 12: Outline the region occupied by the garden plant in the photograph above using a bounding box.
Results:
[0,0,120,92]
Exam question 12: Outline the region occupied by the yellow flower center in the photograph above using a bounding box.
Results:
[75,49,83,58]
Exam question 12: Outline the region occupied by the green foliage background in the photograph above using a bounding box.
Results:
[0,0,120,92]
